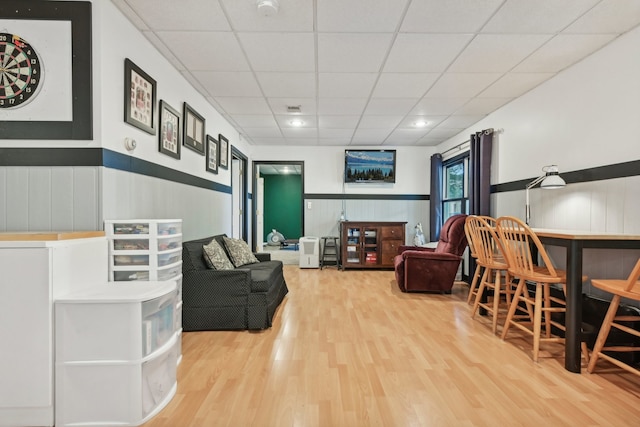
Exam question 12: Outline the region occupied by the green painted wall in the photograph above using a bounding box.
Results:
[262,174,302,242]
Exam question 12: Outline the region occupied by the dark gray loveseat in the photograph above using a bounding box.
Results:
[182,235,288,331]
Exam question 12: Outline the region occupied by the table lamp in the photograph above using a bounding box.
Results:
[525,165,566,225]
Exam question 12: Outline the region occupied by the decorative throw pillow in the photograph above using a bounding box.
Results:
[202,239,235,270]
[223,236,259,267]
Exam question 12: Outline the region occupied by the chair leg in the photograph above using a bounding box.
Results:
[587,295,622,373]
[467,264,482,304]
[543,284,552,339]
[471,267,490,319]
[492,270,502,334]
[501,278,525,340]
[533,283,543,362]
[581,342,590,366]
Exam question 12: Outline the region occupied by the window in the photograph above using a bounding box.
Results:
[442,154,469,221]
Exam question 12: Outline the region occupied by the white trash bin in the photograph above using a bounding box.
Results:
[299,236,319,268]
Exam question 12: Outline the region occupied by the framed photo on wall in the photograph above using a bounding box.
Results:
[159,100,181,159]
[218,133,229,169]
[206,135,218,174]
[124,58,156,134]
[0,1,92,140]
[183,103,205,155]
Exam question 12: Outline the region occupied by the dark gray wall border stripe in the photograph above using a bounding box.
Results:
[0,147,231,194]
[492,159,640,193]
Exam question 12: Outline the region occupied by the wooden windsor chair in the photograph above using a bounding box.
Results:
[496,216,589,363]
[465,216,515,334]
[587,258,640,376]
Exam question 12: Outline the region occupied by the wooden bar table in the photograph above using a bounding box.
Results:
[533,228,640,373]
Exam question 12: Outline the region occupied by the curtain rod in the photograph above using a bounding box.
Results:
[440,128,503,156]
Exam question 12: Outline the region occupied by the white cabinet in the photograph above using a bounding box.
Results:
[55,281,179,427]
[0,232,108,427]
[104,219,182,282]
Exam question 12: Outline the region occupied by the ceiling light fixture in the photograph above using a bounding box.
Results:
[289,119,304,127]
[413,120,428,128]
[256,0,279,17]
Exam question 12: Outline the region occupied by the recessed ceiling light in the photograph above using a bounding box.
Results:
[289,119,304,127]
[413,120,428,128]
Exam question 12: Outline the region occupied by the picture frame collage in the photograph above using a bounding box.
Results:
[123,58,229,173]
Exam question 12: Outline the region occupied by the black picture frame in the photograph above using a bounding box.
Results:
[124,58,156,135]
[218,134,229,169]
[158,100,181,160]
[206,135,219,174]
[183,103,205,155]
[0,1,93,140]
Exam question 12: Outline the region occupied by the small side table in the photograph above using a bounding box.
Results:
[320,236,340,269]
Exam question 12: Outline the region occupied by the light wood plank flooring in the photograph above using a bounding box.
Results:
[145,266,640,426]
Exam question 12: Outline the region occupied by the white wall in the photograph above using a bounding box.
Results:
[438,25,640,297]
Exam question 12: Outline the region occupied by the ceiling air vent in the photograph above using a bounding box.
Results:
[286,105,302,114]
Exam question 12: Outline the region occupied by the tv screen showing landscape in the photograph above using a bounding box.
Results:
[344,150,396,183]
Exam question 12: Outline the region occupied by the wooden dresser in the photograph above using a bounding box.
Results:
[340,221,406,269]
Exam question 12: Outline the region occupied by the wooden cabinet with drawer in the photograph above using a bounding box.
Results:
[340,221,406,269]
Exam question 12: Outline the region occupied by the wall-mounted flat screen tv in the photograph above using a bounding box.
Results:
[344,149,396,183]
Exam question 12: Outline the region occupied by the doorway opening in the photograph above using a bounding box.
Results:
[231,147,248,242]
[252,161,304,253]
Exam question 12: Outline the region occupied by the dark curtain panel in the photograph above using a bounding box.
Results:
[429,153,443,242]
[469,130,493,216]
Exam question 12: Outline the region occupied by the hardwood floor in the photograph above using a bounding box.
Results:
[145,266,640,426]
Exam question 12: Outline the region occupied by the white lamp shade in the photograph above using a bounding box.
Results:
[540,174,566,189]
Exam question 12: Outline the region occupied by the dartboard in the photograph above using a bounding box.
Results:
[0,33,42,109]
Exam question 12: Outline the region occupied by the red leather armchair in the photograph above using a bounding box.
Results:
[394,214,469,293]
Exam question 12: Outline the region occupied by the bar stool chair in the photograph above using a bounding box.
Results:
[496,216,589,362]
[466,216,513,334]
[587,258,640,377]
[464,216,482,305]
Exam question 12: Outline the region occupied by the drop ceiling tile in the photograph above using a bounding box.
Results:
[249,138,288,145]
[415,137,443,146]
[478,72,554,98]
[318,73,378,98]
[410,98,470,115]
[319,138,353,146]
[318,34,394,72]
[482,0,600,34]
[256,73,316,98]
[401,0,504,33]
[425,127,467,139]
[384,34,473,72]
[357,116,403,129]
[318,116,362,128]
[275,115,318,128]
[317,0,409,32]
[513,34,616,72]
[267,98,317,115]
[215,97,272,115]
[449,34,552,73]
[238,33,315,72]
[387,128,430,140]
[351,128,393,144]
[192,71,262,97]
[425,73,502,98]
[371,73,440,98]
[565,0,640,34]
[155,32,249,71]
[364,98,418,116]
[281,128,319,138]
[318,98,368,115]
[180,71,208,94]
[438,115,486,128]
[242,128,284,138]
[284,138,320,146]
[319,129,356,139]
[126,0,230,31]
[397,115,447,128]
[230,115,278,128]
[220,0,314,32]
[455,98,512,115]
